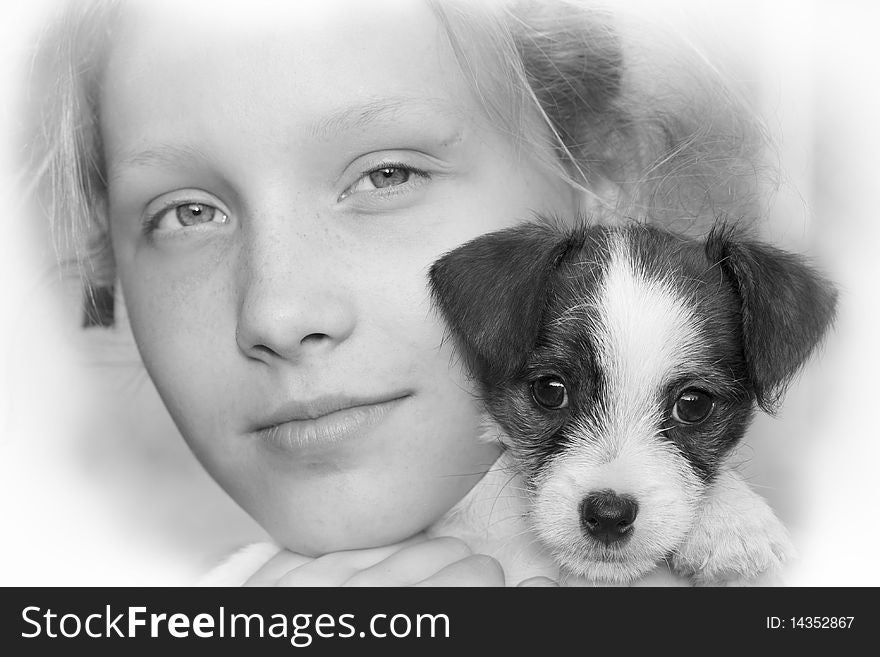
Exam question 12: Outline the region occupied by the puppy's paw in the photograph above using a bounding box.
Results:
[671,469,794,586]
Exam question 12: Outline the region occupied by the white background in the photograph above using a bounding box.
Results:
[1,0,878,585]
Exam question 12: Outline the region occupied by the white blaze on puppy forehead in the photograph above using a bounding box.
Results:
[592,233,705,444]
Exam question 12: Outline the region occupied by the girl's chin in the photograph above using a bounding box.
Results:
[265,496,443,557]
[274,524,423,558]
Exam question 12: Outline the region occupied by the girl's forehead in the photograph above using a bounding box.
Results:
[106,0,470,107]
[101,0,485,163]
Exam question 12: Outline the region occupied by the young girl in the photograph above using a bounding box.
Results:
[24,0,775,586]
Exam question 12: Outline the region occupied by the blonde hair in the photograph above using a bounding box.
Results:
[26,0,772,324]
[27,0,119,322]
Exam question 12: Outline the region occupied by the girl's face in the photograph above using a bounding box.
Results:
[102,0,579,555]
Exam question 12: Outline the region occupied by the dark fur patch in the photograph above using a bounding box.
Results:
[429,222,581,382]
[706,224,838,411]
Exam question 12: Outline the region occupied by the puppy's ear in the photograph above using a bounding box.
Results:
[429,223,574,383]
[706,225,837,411]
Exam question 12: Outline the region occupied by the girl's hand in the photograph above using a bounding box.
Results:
[243,535,506,587]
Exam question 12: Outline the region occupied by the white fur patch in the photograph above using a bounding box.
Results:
[532,234,706,582]
[671,468,794,585]
[590,234,707,422]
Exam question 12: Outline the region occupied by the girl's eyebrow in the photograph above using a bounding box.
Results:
[308,95,464,141]
[107,143,209,183]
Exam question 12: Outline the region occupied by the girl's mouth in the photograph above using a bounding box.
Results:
[253,394,411,451]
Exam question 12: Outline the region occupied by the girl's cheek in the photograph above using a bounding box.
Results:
[118,248,235,368]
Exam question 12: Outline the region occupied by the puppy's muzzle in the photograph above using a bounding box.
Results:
[579,490,639,545]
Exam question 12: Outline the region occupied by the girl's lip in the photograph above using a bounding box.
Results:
[253,395,410,451]
[254,392,411,426]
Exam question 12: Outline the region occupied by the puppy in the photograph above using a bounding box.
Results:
[429,220,836,585]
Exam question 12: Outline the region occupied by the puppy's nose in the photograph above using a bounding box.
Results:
[579,490,639,544]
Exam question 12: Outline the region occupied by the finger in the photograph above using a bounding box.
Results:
[276,534,429,587]
[414,554,505,587]
[244,550,314,587]
[516,576,559,587]
[343,537,472,587]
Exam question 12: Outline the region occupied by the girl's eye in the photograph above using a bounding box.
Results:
[672,388,715,424]
[146,201,229,233]
[176,202,219,226]
[531,376,569,410]
[341,163,429,199]
[368,167,411,189]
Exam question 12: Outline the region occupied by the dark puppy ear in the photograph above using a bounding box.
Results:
[706,224,837,411]
[429,223,575,383]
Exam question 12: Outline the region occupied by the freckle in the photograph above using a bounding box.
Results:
[440,130,464,147]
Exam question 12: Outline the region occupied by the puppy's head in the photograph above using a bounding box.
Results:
[430,220,836,582]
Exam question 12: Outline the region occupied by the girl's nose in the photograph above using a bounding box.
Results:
[235,245,356,364]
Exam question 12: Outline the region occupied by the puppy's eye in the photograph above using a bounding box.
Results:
[531,377,569,410]
[672,389,714,424]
